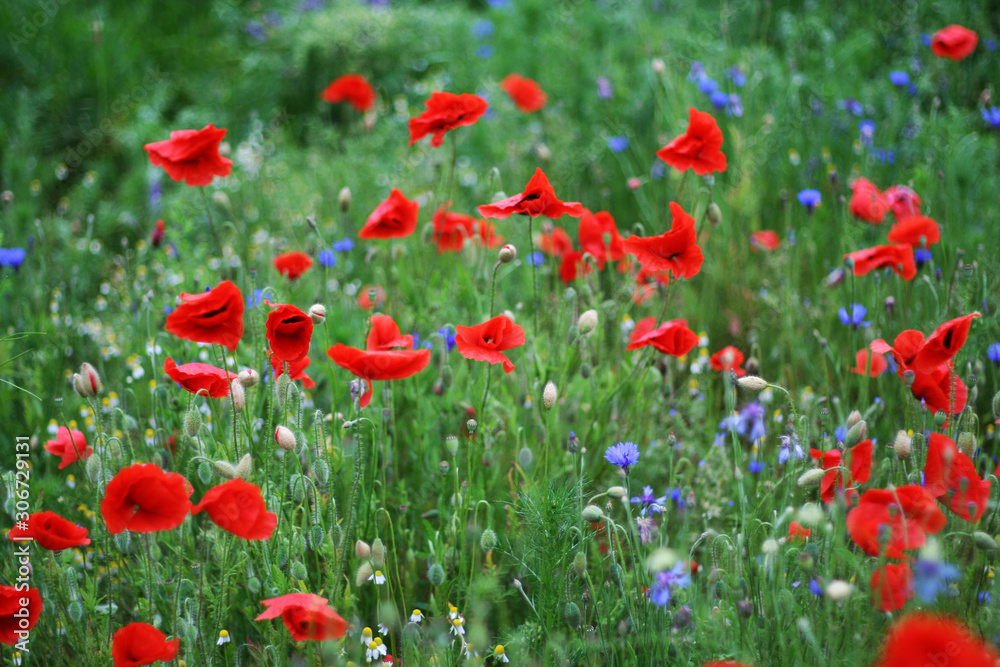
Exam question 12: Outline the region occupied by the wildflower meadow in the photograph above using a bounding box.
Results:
[3,1,1000,665]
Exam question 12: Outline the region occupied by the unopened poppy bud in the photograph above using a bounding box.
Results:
[372,538,386,566]
[498,244,517,264]
[229,379,245,411]
[797,468,826,488]
[502,309,516,322]
[973,532,998,552]
[275,425,296,451]
[846,410,862,428]
[607,486,627,499]
[958,432,977,459]
[737,599,754,618]
[308,303,326,324]
[825,580,852,602]
[356,540,372,559]
[535,143,551,162]
[427,563,445,586]
[566,324,579,343]
[572,551,587,576]
[543,381,557,410]
[214,460,237,480]
[737,376,768,392]
[275,372,292,406]
[609,563,624,586]
[884,296,896,316]
[745,356,759,375]
[893,430,912,459]
[72,373,88,398]
[235,453,252,480]
[356,561,374,588]
[212,190,231,210]
[652,57,666,74]
[707,202,722,226]
[79,362,102,397]
[564,601,582,629]
[339,186,352,212]
[239,369,260,388]
[184,408,202,438]
[577,309,599,335]
[845,420,866,447]
[480,528,498,551]
[582,505,604,522]
[934,410,948,427]
[580,363,592,379]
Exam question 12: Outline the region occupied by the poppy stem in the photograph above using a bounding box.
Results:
[199,187,231,280]
[528,217,539,336]
[143,533,155,624]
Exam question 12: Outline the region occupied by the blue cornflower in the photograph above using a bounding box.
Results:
[649,562,691,607]
[726,93,743,118]
[148,179,163,211]
[912,559,960,603]
[298,0,323,10]
[982,107,1000,129]
[486,0,509,7]
[725,66,746,87]
[596,77,612,99]
[889,71,910,86]
[709,90,729,109]
[264,11,282,28]
[687,61,705,82]
[915,247,932,266]
[650,161,666,180]
[809,580,823,596]
[837,98,864,116]
[318,249,336,268]
[987,343,1000,365]
[471,19,494,39]
[528,251,545,266]
[838,303,872,329]
[739,402,766,441]
[920,33,931,47]
[859,119,876,145]
[986,38,997,51]
[332,237,354,252]
[0,247,26,269]
[246,289,264,309]
[605,441,640,472]
[438,326,457,353]
[697,77,719,95]
[797,189,821,212]
[607,136,629,153]
[630,486,667,514]
[835,426,846,443]
[777,435,804,465]
[748,459,766,474]
[476,45,494,59]
[245,20,267,41]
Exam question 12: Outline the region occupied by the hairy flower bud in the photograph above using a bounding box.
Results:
[845,420,867,447]
[737,376,768,392]
[238,369,260,388]
[214,460,237,480]
[573,551,587,577]
[275,425,296,451]
[184,408,202,438]
[372,538,386,567]
[577,309,599,335]
[235,453,252,480]
[893,430,912,459]
[542,381,557,410]
[564,601,582,629]
[308,303,326,324]
[356,540,372,559]
[707,202,722,227]
[498,244,517,264]
[427,563,445,586]
[797,468,826,488]
[230,379,245,412]
[958,432,977,459]
[338,186,352,212]
[825,580,852,602]
[355,561,374,588]
[480,528,498,551]
[607,486,627,499]
[74,362,102,398]
[973,532,998,552]
[582,505,604,522]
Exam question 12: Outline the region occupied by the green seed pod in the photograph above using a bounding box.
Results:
[372,538,386,567]
[427,563,445,586]
[290,561,308,581]
[934,410,948,427]
[609,563,624,587]
[197,461,212,486]
[445,435,459,457]
[564,601,581,629]
[312,459,330,485]
[480,528,498,551]
[183,408,202,438]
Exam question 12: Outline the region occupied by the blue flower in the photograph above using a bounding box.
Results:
[912,559,960,603]
[697,77,719,95]
[748,459,766,474]
[607,136,629,152]
[476,45,494,59]
[687,61,705,82]
[838,303,872,329]
[725,66,746,87]
[318,249,336,268]
[797,189,821,211]
[835,426,846,443]
[777,435,804,465]
[739,403,766,441]
[987,343,1000,365]
[982,107,1000,129]
[837,98,864,116]
[986,38,998,52]
[596,77,612,99]
[605,441,640,471]
[471,19,494,39]
[245,20,267,41]
[920,33,931,47]
[528,251,545,266]
[0,247,26,268]
[889,71,910,86]
[808,580,823,596]
[649,562,691,607]
[915,247,932,266]
[486,0,509,6]
[650,161,666,180]
[726,94,743,118]
[332,237,354,252]
[246,289,264,309]
[859,119,876,145]
[630,486,667,514]
[438,326,457,353]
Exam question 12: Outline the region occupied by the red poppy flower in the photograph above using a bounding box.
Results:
[870,329,925,371]
[622,202,703,280]
[578,209,625,268]
[274,251,314,280]
[432,205,477,253]
[478,168,584,220]
[886,215,940,248]
[269,352,315,389]
[924,433,990,523]
[911,312,979,373]
[357,284,386,310]
[45,426,92,470]
[359,188,420,240]
[910,363,968,418]
[631,266,671,304]
[874,613,1000,667]
[7,511,91,550]
[501,73,547,113]
[931,24,978,61]
[559,250,593,283]
[809,440,873,504]
[193,479,277,540]
[844,244,917,280]
[538,226,574,257]
[846,485,946,558]
[626,318,698,357]
[872,562,912,612]
[709,345,747,377]
[408,92,488,147]
[255,592,348,641]
[151,219,165,247]
[477,220,504,248]
[143,124,233,187]
[112,622,180,667]
[165,280,245,352]
[0,585,42,646]
[749,230,780,251]
[656,107,727,175]
[101,463,193,534]
[884,185,922,220]
[265,302,313,363]
[455,315,526,373]
[787,521,810,542]
[849,349,888,377]
[327,344,431,408]
[164,358,236,398]
[321,74,376,112]
[702,663,753,667]
[366,315,414,351]
[848,177,890,224]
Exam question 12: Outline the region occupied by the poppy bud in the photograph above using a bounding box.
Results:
[275,425,296,451]
[582,505,604,522]
[372,538,386,566]
[652,57,666,74]
[518,446,533,467]
[212,190,231,211]
[338,186,352,212]
[480,528,498,551]
[356,561,374,588]
[566,324,580,343]
[707,202,722,227]
[535,143,551,162]
[313,459,330,485]
[229,379,245,412]
[609,563,624,587]
[958,432,977,459]
[275,372,292,407]
[77,362,102,397]
[577,309,599,335]
[737,599,754,618]
[498,244,517,264]
[502,309,516,322]
[214,460,237,479]
[846,410,862,428]
[893,430,911,459]
[845,420,866,447]
[235,453,252,480]
[564,601,582,629]
[824,580,852,602]
[607,485,627,499]
[797,468,825,488]
[184,407,202,438]
[239,369,260,388]
[427,563,446,586]
[308,303,326,324]
[973,532,998,552]
[85,453,104,485]
[542,381,557,410]
[572,551,587,576]
[737,376,768,392]
[355,540,372,559]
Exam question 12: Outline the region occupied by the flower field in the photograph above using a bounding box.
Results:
[1,1,1000,665]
